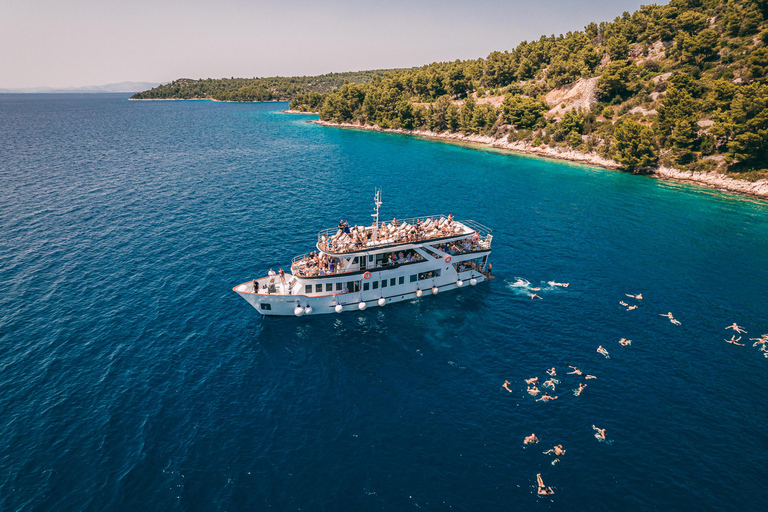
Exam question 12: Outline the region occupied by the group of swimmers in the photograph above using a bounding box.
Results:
[724,323,768,357]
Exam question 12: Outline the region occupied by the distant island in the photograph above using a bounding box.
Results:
[1,81,162,94]
[132,0,768,196]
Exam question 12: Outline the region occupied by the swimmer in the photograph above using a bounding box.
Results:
[524,377,539,385]
[592,425,607,440]
[597,345,610,359]
[619,301,629,307]
[619,338,632,346]
[524,433,539,444]
[543,444,565,465]
[626,305,637,311]
[543,378,558,390]
[660,312,681,325]
[503,380,513,392]
[548,281,569,288]
[584,374,597,380]
[537,473,554,495]
[726,323,747,334]
[725,335,744,346]
[626,293,643,300]
[531,293,542,300]
[567,365,583,375]
[537,392,558,401]
[547,367,556,376]
[574,383,587,396]
[527,385,540,396]
[531,287,541,291]
[751,336,768,348]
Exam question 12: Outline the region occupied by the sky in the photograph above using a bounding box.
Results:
[1,0,658,88]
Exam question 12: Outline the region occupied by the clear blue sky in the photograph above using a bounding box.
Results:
[1,0,659,88]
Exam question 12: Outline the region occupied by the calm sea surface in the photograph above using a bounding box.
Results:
[1,94,767,511]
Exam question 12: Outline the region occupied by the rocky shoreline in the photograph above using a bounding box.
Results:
[313,119,768,200]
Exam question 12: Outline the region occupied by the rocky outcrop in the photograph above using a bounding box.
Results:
[545,77,599,116]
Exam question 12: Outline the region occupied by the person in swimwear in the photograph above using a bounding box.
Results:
[592,425,606,440]
[531,293,542,300]
[524,433,538,444]
[627,305,637,311]
[537,392,557,401]
[660,312,681,325]
[547,367,556,376]
[567,366,583,375]
[726,323,747,334]
[584,374,597,379]
[503,380,513,392]
[574,383,587,396]
[725,335,744,346]
[543,378,557,390]
[625,293,642,299]
[597,345,610,358]
[543,445,565,464]
[527,385,540,396]
[524,377,538,385]
[537,474,554,495]
[619,338,631,346]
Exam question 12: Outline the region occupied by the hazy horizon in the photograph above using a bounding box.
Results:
[2,0,660,89]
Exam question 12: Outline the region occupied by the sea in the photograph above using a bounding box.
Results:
[1,93,767,511]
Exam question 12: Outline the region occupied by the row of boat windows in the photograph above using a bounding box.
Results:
[303,270,441,295]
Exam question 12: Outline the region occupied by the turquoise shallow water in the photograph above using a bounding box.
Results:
[1,94,767,511]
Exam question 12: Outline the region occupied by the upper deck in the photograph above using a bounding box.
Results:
[317,215,491,256]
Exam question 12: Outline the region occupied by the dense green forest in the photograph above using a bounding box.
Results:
[290,0,768,177]
[130,69,403,102]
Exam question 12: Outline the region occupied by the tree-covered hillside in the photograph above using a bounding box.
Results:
[130,69,404,102]
[294,0,768,177]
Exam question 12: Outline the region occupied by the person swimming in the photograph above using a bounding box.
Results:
[592,425,606,440]
[626,305,637,311]
[574,383,587,396]
[625,293,642,300]
[537,473,554,495]
[548,281,569,288]
[726,323,747,334]
[619,301,629,307]
[597,345,610,358]
[567,366,583,376]
[524,377,538,385]
[547,367,556,376]
[543,378,558,390]
[543,444,565,464]
[527,385,540,396]
[524,433,539,444]
[503,380,513,392]
[584,374,597,380]
[512,277,531,288]
[660,312,681,325]
[725,335,745,346]
[531,293,542,300]
[537,392,557,401]
[619,338,632,346]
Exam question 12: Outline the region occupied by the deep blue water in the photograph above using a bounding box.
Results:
[1,93,767,511]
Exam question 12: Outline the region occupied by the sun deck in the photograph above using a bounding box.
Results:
[317,216,490,255]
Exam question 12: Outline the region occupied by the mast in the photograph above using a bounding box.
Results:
[371,188,382,240]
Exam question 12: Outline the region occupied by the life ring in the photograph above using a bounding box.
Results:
[444,256,452,263]
[363,271,371,280]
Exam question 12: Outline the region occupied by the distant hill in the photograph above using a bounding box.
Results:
[129,70,407,102]
[0,82,162,93]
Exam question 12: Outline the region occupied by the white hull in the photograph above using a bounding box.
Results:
[234,255,490,316]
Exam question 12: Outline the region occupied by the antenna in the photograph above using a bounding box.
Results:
[371,188,382,239]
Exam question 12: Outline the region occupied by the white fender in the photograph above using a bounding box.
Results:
[294,305,304,316]
[432,286,439,295]
[378,297,386,307]
[416,289,423,298]
[335,304,343,313]
[470,278,477,286]
[304,305,313,314]
[358,301,367,310]
[456,280,463,287]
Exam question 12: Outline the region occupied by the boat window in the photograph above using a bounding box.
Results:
[336,282,342,291]
[260,303,271,310]
[399,276,405,285]
[347,281,360,293]
[305,285,312,294]
[372,281,378,289]
[390,278,396,286]
[326,283,333,292]
[368,255,374,262]
[315,284,322,293]
[410,275,417,282]
[353,257,359,264]
[418,269,441,280]
[363,282,370,291]
[381,280,387,288]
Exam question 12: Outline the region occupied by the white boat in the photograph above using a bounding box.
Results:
[233,190,493,316]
